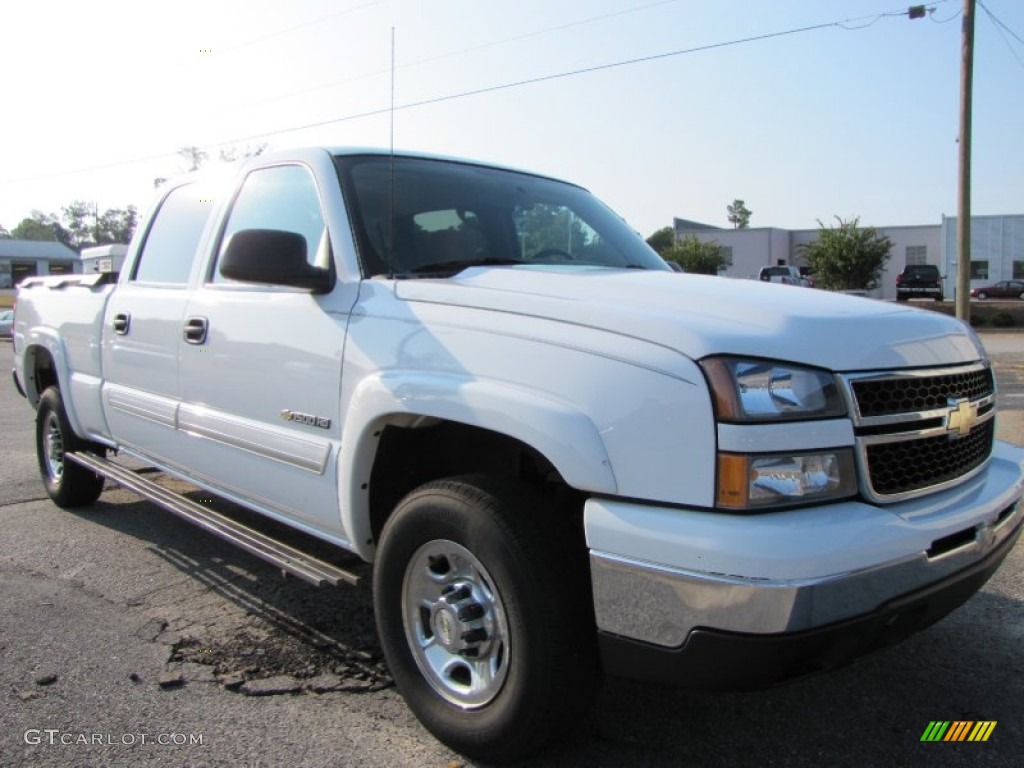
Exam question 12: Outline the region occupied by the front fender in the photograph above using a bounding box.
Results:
[339,371,618,560]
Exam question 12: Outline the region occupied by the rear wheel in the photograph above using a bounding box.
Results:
[36,387,105,508]
[978,291,988,300]
[373,476,598,761]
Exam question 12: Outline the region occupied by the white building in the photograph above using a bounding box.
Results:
[942,215,1024,288]
[81,244,129,274]
[675,214,1023,301]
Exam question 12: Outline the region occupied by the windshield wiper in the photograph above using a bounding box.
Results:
[405,258,524,276]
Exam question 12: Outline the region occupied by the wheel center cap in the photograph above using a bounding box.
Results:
[434,607,458,649]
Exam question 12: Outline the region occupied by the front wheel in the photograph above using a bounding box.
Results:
[978,291,988,300]
[36,387,105,508]
[373,476,598,761]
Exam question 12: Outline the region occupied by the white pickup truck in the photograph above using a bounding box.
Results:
[11,148,1024,761]
[757,264,812,287]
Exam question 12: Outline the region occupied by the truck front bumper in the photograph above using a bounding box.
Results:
[585,441,1024,690]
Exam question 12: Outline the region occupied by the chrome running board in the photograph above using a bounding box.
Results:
[66,451,361,587]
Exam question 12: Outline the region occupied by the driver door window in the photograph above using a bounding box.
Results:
[212,164,328,283]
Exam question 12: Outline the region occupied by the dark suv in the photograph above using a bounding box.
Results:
[896,264,943,302]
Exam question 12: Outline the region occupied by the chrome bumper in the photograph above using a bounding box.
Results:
[586,443,1024,649]
[591,506,1020,647]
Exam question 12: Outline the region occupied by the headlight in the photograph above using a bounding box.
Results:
[717,450,857,510]
[701,357,846,422]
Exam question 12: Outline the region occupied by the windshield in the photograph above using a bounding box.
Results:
[335,154,669,277]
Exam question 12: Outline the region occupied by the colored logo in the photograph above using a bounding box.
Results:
[920,721,996,742]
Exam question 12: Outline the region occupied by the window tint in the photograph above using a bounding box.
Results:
[335,155,669,277]
[412,209,487,264]
[132,183,210,284]
[213,165,326,283]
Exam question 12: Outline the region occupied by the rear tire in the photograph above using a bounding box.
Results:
[36,387,105,508]
[373,476,598,762]
[978,291,988,300]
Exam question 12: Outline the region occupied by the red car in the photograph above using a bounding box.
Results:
[970,280,1024,300]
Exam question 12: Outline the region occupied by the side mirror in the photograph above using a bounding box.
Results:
[219,229,334,294]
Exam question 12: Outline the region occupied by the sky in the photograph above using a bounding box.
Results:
[1,0,1022,240]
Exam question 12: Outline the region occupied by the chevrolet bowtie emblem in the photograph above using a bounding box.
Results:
[946,398,979,438]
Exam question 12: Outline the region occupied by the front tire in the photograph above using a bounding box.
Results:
[373,476,598,762]
[978,291,988,300]
[36,387,105,508]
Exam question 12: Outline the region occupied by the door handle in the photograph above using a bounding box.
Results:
[183,316,208,345]
[113,312,131,335]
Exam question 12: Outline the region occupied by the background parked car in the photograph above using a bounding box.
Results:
[895,264,943,301]
[970,280,1024,300]
[0,309,13,338]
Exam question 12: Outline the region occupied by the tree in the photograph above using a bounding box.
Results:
[798,216,892,291]
[727,199,752,229]
[96,206,137,244]
[219,143,268,163]
[0,224,10,239]
[62,201,97,249]
[519,204,591,256]
[11,212,72,247]
[177,145,208,172]
[645,226,675,256]
[9,204,138,251]
[664,235,731,275]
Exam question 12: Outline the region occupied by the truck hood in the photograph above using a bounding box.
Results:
[395,267,986,371]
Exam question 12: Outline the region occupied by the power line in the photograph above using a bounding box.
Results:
[978,0,1024,47]
[204,0,684,118]
[196,6,939,149]
[2,5,935,186]
[929,9,962,23]
[974,0,1024,70]
[197,0,389,59]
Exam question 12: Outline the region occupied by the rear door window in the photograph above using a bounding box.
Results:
[131,183,210,285]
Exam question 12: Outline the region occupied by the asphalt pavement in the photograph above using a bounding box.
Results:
[0,335,1022,767]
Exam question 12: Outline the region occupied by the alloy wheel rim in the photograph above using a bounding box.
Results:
[43,411,64,482]
[401,539,510,708]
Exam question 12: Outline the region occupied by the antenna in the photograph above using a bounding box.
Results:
[388,26,396,277]
[390,26,396,158]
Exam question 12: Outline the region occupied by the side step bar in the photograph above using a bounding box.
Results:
[66,451,361,588]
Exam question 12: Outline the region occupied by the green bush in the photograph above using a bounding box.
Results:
[970,313,987,327]
[992,311,1015,328]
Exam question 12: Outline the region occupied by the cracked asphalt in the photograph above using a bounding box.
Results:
[1,334,1022,767]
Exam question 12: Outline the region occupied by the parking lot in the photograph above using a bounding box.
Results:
[1,334,1022,767]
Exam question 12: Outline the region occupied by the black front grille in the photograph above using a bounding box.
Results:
[853,368,994,418]
[866,419,994,497]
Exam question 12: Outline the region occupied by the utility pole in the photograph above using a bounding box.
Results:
[956,0,975,321]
